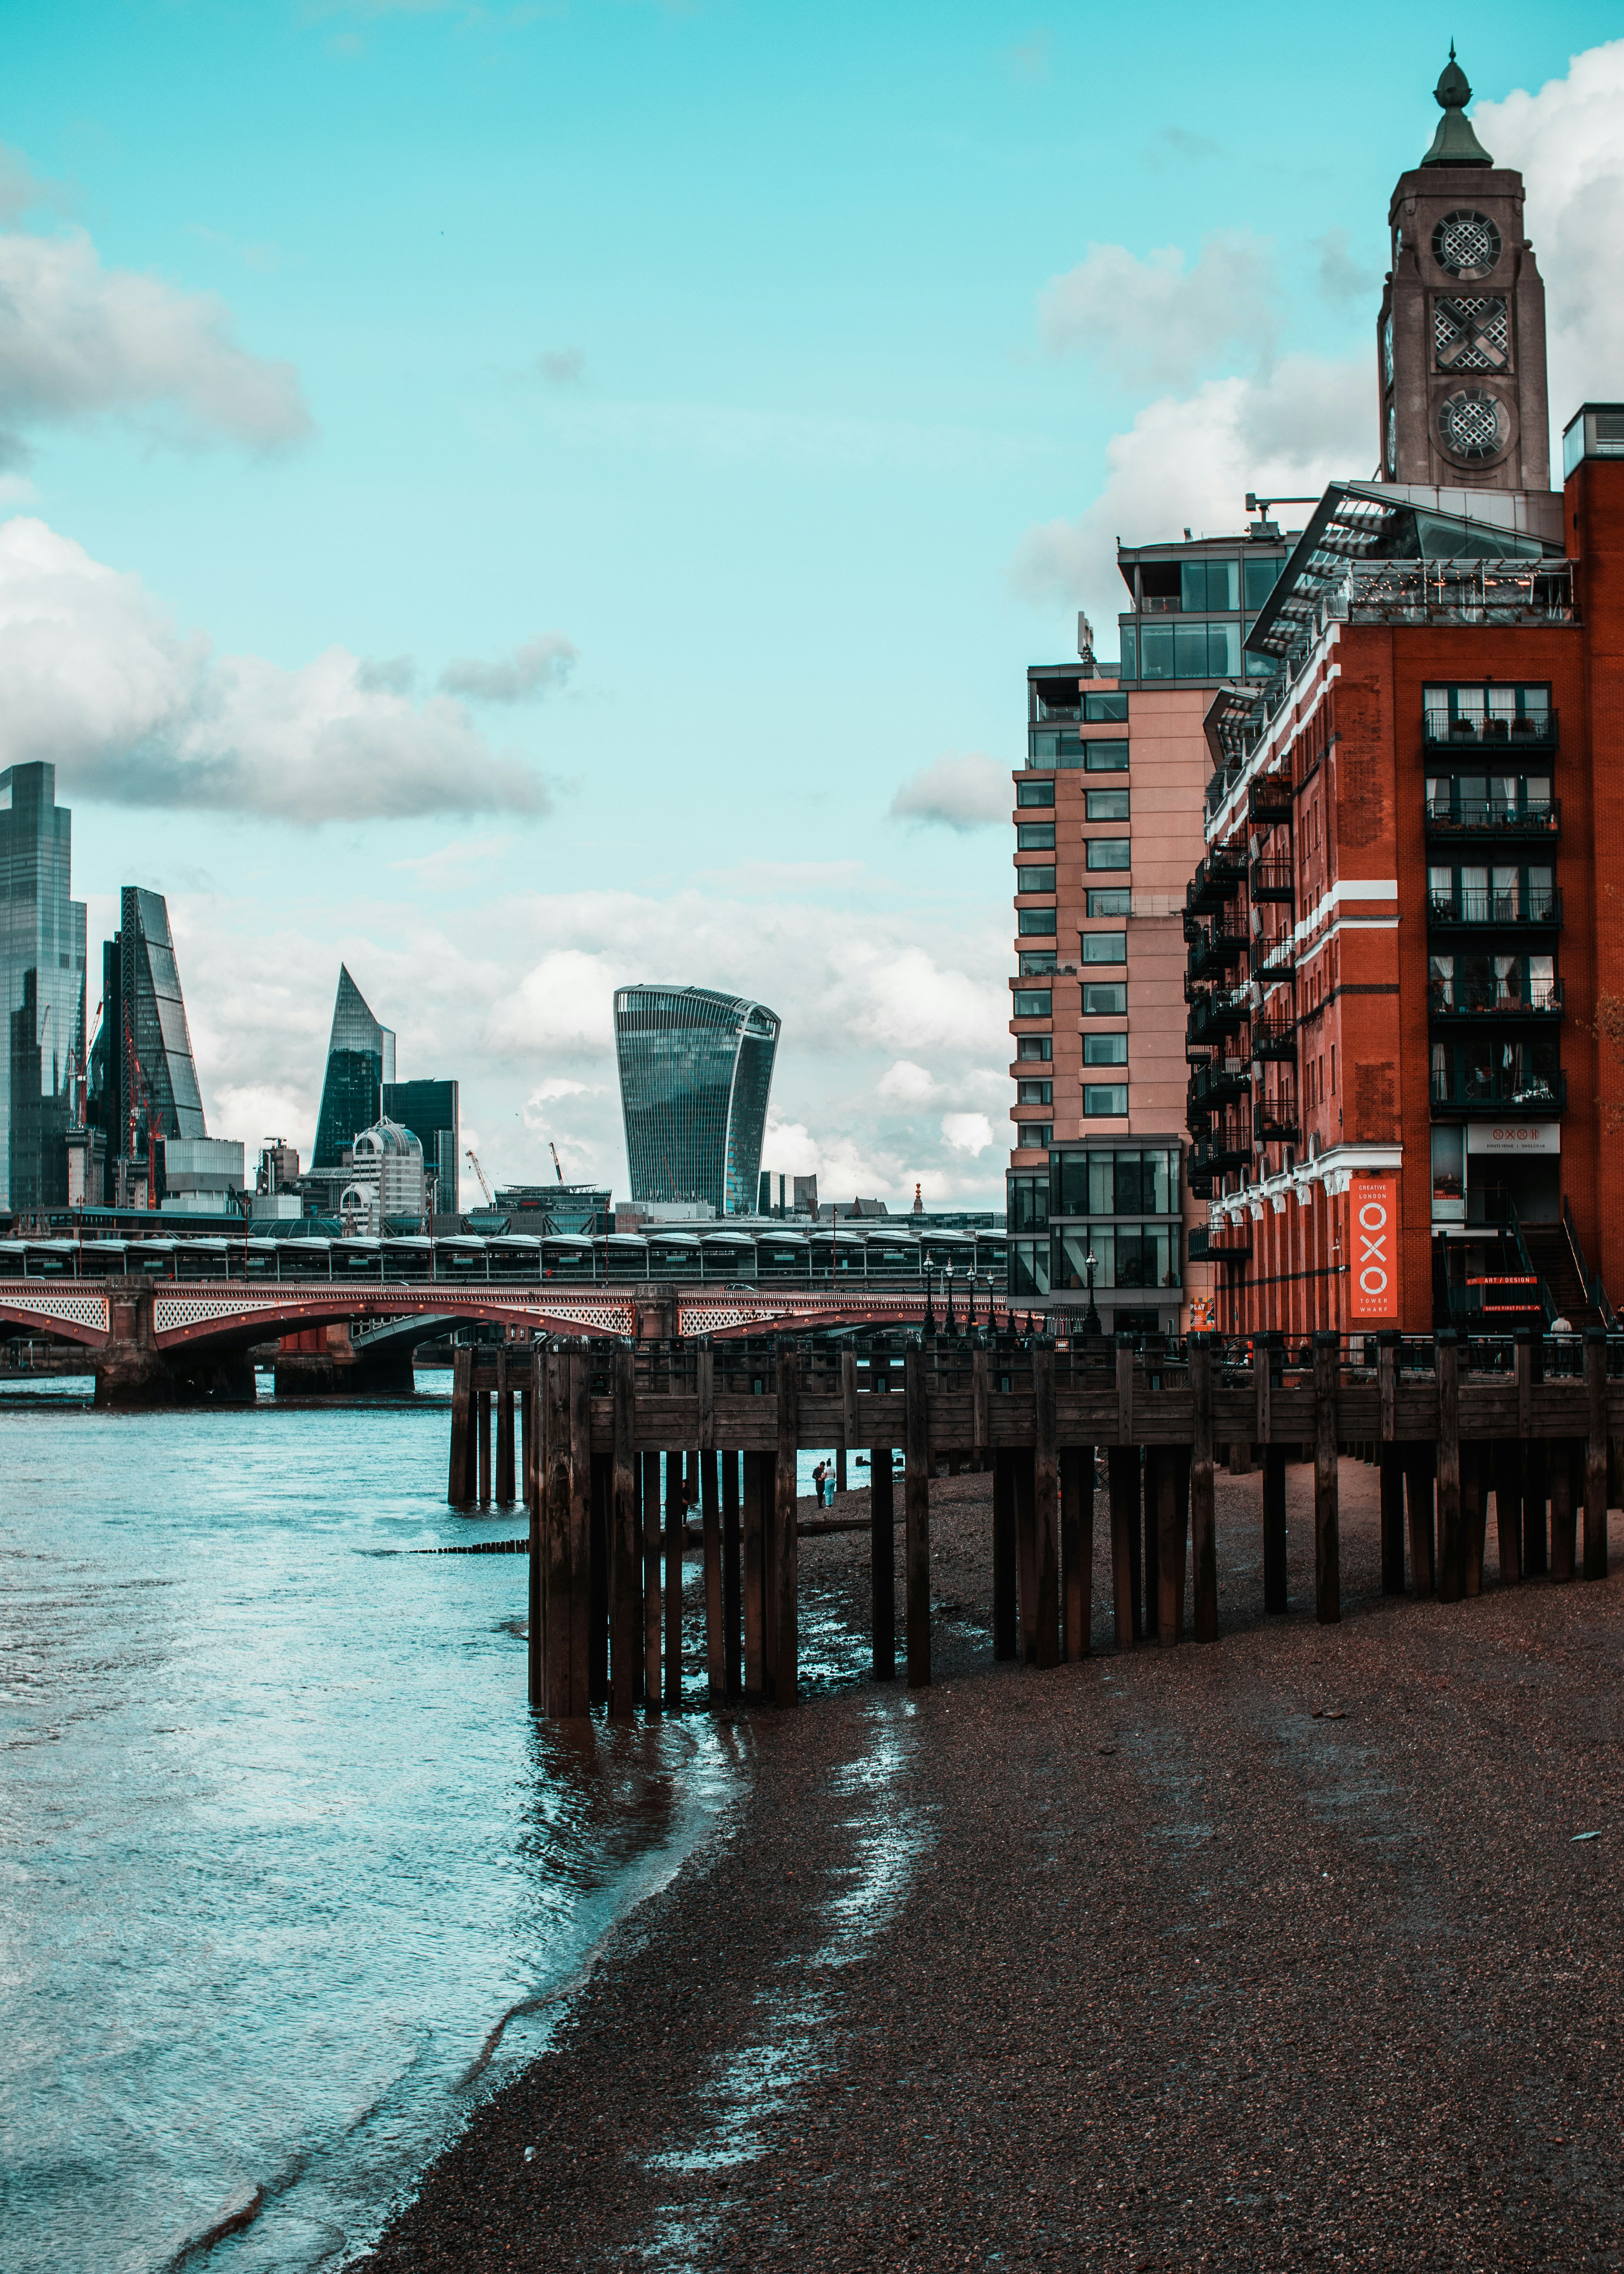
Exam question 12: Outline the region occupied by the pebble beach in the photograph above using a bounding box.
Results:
[350,1459,1624,2272]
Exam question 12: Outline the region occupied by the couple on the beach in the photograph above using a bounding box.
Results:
[810,1459,837,1508]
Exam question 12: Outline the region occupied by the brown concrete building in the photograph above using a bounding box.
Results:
[1187,56,1623,1338]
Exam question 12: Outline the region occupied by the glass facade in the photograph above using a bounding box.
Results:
[313,966,397,1168]
[382,1077,459,1215]
[615,985,780,1215]
[0,763,86,1212]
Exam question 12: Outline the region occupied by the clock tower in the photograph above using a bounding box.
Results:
[1377,50,1550,493]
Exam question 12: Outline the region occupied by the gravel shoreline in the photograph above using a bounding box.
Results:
[351,1461,1624,2271]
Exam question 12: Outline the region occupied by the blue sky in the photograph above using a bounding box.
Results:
[2,2,1618,1205]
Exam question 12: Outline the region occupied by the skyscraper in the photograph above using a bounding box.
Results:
[311,966,396,1168]
[382,1076,458,1215]
[614,985,779,1215]
[89,887,209,1205]
[0,762,86,1213]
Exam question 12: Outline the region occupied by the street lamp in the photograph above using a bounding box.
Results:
[1084,1247,1101,1338]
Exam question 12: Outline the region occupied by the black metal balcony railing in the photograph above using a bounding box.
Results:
[1190,1132,1253,1176]
[1250,856,1294,902]
[1428,888,1562,931]
[1188,1059,1251,1112]
[1186,927,1250,983]
[1430,1070,1567,1116]
[1430,977,1564,1020]
[1425,795,1559,842]
[1423,707,1557,752]
[1250,931,1295,977]
[1248,774,1294,825]
[1253,1089,1300,1143]
[1252,1011,1298,1061]
[1186,988,1250,1046]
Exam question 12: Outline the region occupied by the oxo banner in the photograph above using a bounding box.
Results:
[1348,1174,1400,1321]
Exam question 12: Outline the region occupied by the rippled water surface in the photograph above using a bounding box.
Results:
[0,1375,742,2274]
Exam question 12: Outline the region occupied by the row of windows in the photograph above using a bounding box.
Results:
[1014,1036,1132,1100]
[1135,556,1284,613]
[1425,774,1552,821]
[1013,968,1129,1007]
[1009,1229,1183,1299]
[1013,1083,1126,1130]
[1027,734,1130,769]
[1427,683,1550,720]
[1009,1150,1179,1229]
[1427,862,1555,920]
[1428,953,1557,1012]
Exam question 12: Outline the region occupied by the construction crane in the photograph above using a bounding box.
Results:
[549,1141,564,1185]
[465,1146,494,1206]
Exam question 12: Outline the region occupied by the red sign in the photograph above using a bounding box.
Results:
[1348,1174,1399,1321]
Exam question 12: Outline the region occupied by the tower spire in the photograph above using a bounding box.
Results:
[1422,47,1492,166]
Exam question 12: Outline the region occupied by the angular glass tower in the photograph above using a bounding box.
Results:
[312,966,396,1168]
[0,762,86,1213]
[89,886,207,1202]
[614,985,780,1215]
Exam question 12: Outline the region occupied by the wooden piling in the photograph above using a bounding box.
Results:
[1313,1331,1340,1625]
[1550,1440,1576,1583]
[1406,1447,1436,1598]
[904,1343,931,1688]
[610,1349,638,1718]
[722,1450,742,1700]
[1585,1329,1610,1580]
[664,1449,684,1710]
[1378,1333,1404,1595]
[588,1450,611,1704]
[992,1446,1017,1662]
[643,1446,662,1709]
[543,1351,572,1715]
[1493,1440,1522,1586]
[1525,1442,1549,1579]
[1108,1446,1137,1649]
[702,1448,722,1699]
[477,1386,492,1507]
[1262,1445,1288,1613]
[776,1346,799,1705]
[1462,1441,1484,1598]
[1013,1448,1038,1664]
[496,1347,515,1506]
[972,1345,989,1463]
[840,1349,857,1498]
[872,1442,897,1681]
[1060,1446,1091,1661]
[527,1351,544,1709]
[1143,1448,1161,1639]
[743,1448,765,1699]
[567,1351,591,1716]
[1436,1331,1462,1604]
[1032,1345,1059,1670]
[1155,1444,1179,1647]
[1190,1336,1217,1644]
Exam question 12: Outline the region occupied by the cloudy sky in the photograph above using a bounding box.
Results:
[4,4,1620,1207]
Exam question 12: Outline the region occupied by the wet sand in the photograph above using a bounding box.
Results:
[351,1460,1624,2271]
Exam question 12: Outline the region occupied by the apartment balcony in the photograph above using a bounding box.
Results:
[1186,848,1246,912]
[1423,707,1558,753]
[1430,977,1565,1022]
[1186,987,1250,1046]
[1190,1132,1253,1177]
[1424,795,1560,846]
[1250,856,1294,903]
[1188,1225,1251,1265]
[1186,1062,1250,1132]
[1427,888,1563,933]
[1250,931,1296,978]
[1247,773,1294,825]
[1253,1089,1300,1144]
[1430,1070,1567,1117]
[1251,1010,1298,1061]
[1186,923,1250,982]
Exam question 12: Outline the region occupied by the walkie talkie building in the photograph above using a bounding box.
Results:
[614,986,780,1215]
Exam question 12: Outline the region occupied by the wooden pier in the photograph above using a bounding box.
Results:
[445,1327,1623,1718]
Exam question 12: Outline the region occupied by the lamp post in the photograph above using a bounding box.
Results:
[1084,1247,1101,1338]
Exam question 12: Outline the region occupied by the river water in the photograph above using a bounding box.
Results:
[0,1373,777,2274]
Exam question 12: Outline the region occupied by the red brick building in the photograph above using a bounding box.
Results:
[1187,56,1624,1338]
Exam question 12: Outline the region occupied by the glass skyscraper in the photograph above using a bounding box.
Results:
[312,966,396,1168]
[613,985,779,1215]
[0,762,86,1213]
[89,886,208,1204]
[382,1076,458,1215]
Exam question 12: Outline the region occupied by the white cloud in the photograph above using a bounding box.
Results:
[940,1112,994,1155]
[1475,40,1624,427]
[888,751,1008,831]
[877,1059,939,1105]
[1038,232,1277,392]
[0,226,310,460]
[1011,356,1370,622]
[438,631,577,704]
[0,516,553,821]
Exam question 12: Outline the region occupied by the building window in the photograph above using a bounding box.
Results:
[1053,1148,1177,1217]
[1017,822,1056,850]
[1084,739,1129,772]
[1182,559,1240,610]
[1425,773,1553,826]
[1084,1032,1128,1066]
[1243,637,1280,680]
[1084,691,1129,722]
[1244,554,1285,609]
[1009,1174,1049,1230]
[1012,989,1052,1018]
[1083,1083,1129,1117]
[1086,889,1131,918]
[1139,621,1241,680]
[1016,1124,1053,1152]
[1423,684,1553,741]
[1011,1239,1051,1297]
[1015,864,1056,893]
[1018,951,1057,975]
[1081,932,1127,964]
[1017,905,1057,934]
[1085,789,1130,822]
[1086,839,1131,871]
[1082,981,1128,1014]
[1052,1224,1180,1292]
[1017,777,1055,808]
[1016,1035,1052,1061]
[1017,1079,1053,1106]
[1119,625,1138,679]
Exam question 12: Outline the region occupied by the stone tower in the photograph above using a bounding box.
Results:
[1377,50,1550,493]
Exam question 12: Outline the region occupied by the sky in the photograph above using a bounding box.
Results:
[2,2,1622,1210]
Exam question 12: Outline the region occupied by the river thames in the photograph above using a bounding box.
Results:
[0,1372,752,2274]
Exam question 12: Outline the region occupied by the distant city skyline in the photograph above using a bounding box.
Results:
[0,12,1619,1207]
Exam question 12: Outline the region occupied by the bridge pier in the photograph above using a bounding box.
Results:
[94,1283,257,1407]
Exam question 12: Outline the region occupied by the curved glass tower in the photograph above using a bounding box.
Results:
[312,966,396,1169]
[614,986,780,1215]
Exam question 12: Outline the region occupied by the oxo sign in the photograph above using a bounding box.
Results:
[1348,1174,1399,1321]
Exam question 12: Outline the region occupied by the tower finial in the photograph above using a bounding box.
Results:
[1422,47,1492,165]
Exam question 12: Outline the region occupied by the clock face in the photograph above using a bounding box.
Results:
[1431,210,1502,281]
[1434,295,1510,372]
[1437,388,1510,463]
[1382,314,1394,386]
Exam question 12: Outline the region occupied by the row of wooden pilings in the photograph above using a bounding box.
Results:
[445,1327,1621,1719]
